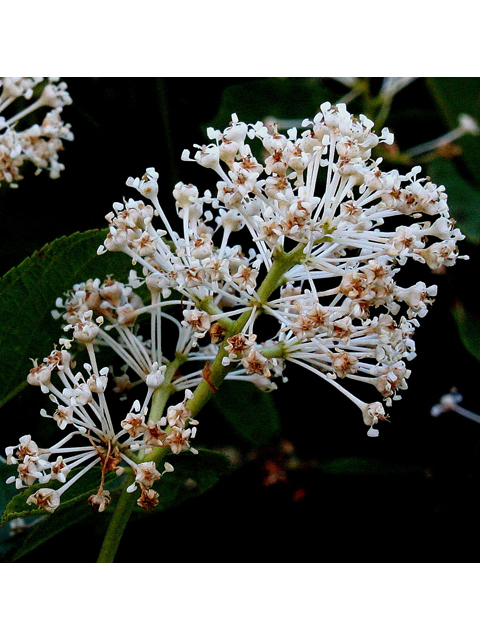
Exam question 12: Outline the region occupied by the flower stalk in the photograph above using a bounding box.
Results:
[96,468,137,563]
[97,353,188,561]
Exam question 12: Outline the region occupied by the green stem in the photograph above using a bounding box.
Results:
[186,242,307,418]
[96,242,306,561]
[258,243,307,300]
[96,353,187,562]
[149,353,189,422]
[374,95,394,132]
[97,469,137,563]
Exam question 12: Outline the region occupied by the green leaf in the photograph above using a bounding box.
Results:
[208,78,339,132]
[427,78,480,187]
[3,451,230,559]
[0,460,18,518]
[211,381,281,445]
[1,466,119,525]
[0,229,132,408]
[451,301,480,363]
[8,498,93,562]
[1,466,123,561]
[428,158,480,244]
[0,460,27,559]
[144,449,231,512]
[319,457,424,476]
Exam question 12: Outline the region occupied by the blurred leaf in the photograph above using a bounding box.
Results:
[0,460,27,559]
[8,497,94,562]
[319,457,424,476]
[451,301,480,363]
[144,449,231,513]
[0,460,18,517]
[428,158,480,244]
[208,78,339,132]
[0,229,132,408]
[427,78,480,187]
[211,381,281,446]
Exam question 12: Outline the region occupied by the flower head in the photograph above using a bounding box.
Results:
[7,100,465,515]
[0,77,73,188]
[97,102,464,433]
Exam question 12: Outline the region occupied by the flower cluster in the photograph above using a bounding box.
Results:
[6,101,465,514]
[5,310,199,513]
[0,77,73,187]
[99,103,464,432]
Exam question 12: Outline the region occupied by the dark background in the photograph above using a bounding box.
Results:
[1,78,479,561]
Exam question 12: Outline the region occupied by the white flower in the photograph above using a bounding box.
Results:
[88,490,111,512]
[137,488,160,510]
[126,167,159,199]
[146,363,167,389]
[127,460,175,495]
[361,401,387,427]
[8,99,465,519]
[121,406,148,438]
[164,426,198,455]
[430,389,480,425]
[133,461,161,489]
[0,77,72,188]
[26,488,61,513]
[182,308,212,338]
[164,390,196,430]
[241,349,272,378]
[50,456,70,483]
